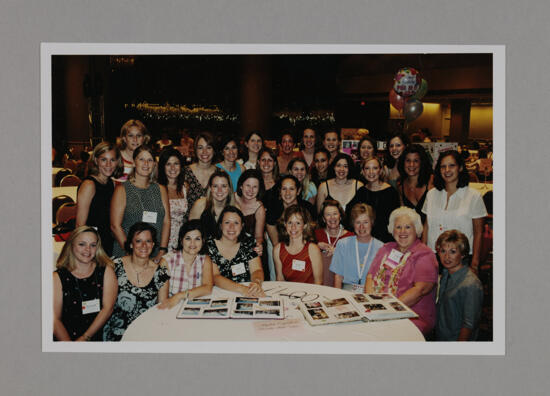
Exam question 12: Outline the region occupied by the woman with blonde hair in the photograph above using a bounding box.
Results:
[110,145,170,262]
[288,157,317,204]
[117,119,150,181]
[76,141,122,256]
[53,226,118,341]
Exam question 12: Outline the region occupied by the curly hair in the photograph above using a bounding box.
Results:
[327,153,355,180]
[398,144,433,187]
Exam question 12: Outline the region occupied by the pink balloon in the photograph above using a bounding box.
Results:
[389,89,406,111]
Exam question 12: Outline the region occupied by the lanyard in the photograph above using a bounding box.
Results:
[355,237,373,281]
[325,226,343,249]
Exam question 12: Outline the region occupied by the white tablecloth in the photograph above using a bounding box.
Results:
[122,281,425,342]
[52,186,78,201]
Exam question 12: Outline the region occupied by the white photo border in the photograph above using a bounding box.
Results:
[42,43,505,354]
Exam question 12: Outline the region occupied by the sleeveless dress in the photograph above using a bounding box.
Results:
[183,166,208,212]
[78,176,115,256]
[168,188,188,252]
[325,179,360,211]
[55,266,106,341]
[112,181,165,258]
[280,242,315,284]
[103,258,169,341]
[401,183,428,224]
[215,163,242,192]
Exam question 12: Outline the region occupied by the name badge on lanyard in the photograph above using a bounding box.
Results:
[231,262,246,277]
[292,259,306,272]
[82,298,100,315]
[351,283,364,293]
[142,211,158,223]
[385,249,403,269]
[355,238,374,282]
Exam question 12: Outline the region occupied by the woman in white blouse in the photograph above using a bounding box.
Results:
[422,150,487,273]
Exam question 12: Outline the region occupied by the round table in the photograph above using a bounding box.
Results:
[122,281,425,342]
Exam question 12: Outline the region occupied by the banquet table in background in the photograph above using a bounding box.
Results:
[470,182,493,196]
[52,167,63,186]
[52,186,78,201]
[122,281,425,342]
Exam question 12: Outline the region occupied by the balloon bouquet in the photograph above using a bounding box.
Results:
[389,67,428,122]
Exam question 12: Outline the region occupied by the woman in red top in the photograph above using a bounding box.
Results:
[273,205,323,284]
[314,200,353,286]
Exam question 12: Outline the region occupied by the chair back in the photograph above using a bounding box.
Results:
[56,202,77,224]
[54,169,72,186]
[60,175,82,187]
[52,195,74,221]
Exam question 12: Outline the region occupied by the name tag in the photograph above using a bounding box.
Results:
[351,284,364,293]
[142,211,158,223]
[231,263,246,277]
[385,249,403,269]
[82,298,100,315]
[292,259,306,272]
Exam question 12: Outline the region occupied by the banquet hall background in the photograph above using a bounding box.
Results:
[50,52,494,341]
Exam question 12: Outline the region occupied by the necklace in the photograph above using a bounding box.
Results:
[130,258,148,286]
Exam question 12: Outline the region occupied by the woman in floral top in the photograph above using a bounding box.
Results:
[206,206,265,297]
[103,222,169,341]
[365,206,438,336]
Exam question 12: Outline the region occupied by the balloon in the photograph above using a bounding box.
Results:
[411,79,428,100]
[393,67,421,97]
[389,89,406,111]
[404,99,423,122]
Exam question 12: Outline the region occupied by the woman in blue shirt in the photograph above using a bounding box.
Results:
[330,203,383,291]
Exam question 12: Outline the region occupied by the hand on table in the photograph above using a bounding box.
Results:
[158,295,180,310]
[245,282,265,297]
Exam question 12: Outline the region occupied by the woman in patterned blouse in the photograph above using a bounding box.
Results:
[206,206,265,297]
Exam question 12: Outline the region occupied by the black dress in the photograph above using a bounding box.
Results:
[346,186,400,242]
[78,176,115,256]
[55,266,106,341]
[401,183,428,224]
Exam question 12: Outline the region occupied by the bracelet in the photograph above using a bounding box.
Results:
[84,334,92,341]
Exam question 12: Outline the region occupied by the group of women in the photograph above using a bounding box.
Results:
[55,121,488,342]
